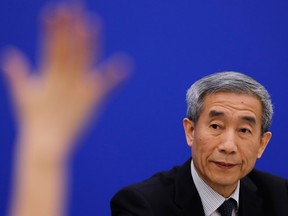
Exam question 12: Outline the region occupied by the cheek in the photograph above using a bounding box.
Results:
[239,144,261,167]
[192,136,215,160]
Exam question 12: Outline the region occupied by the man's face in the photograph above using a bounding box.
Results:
[183,92,272,197]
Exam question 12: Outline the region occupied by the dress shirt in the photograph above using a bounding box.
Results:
[191,160,239,216]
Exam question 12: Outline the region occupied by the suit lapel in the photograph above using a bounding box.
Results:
[174,159,205,216]
[238,175,264,216]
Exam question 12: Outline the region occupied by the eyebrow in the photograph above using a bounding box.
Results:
[209,110,224,118]
[209,110,257,125]
[242,116,256,125]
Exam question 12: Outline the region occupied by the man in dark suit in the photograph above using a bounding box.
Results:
[111,72,288,216]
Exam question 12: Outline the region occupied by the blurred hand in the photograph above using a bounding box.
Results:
[1,4,132,160]
[2,4,132,216]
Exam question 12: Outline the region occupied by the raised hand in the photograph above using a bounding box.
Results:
[2,4,132,159]
[1,4,132,216]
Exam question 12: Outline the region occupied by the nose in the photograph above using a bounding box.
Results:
[218,130,238,154]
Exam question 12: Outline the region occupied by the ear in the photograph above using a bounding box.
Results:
[183,118,195,147]
[257,131,272,158]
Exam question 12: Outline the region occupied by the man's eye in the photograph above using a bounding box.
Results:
[210,124,219,129]
[240,128,250,134]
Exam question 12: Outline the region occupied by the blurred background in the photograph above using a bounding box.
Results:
[1,0,288,215]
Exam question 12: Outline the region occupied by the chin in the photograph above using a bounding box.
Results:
[209,174,239,187]
[216,178,239,188]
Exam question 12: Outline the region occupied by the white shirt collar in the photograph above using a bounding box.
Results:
[191,160,240,216]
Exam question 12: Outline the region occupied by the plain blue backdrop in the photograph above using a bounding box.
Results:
[0,0,288,215]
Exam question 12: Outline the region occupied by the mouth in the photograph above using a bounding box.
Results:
[213,161,236,169]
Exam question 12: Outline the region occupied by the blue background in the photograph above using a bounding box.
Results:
[0,0,288,215]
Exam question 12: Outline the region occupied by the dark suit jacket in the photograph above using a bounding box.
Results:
[111,159,288,216]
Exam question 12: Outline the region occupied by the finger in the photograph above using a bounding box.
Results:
[93,53,133,97]
[1,47,30,95]
[40,4,74,76]
[69,12,103,77]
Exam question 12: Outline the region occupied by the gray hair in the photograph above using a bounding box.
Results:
[186,71,273,134]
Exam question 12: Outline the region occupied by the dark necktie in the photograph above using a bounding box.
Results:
[217,198,236,216]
